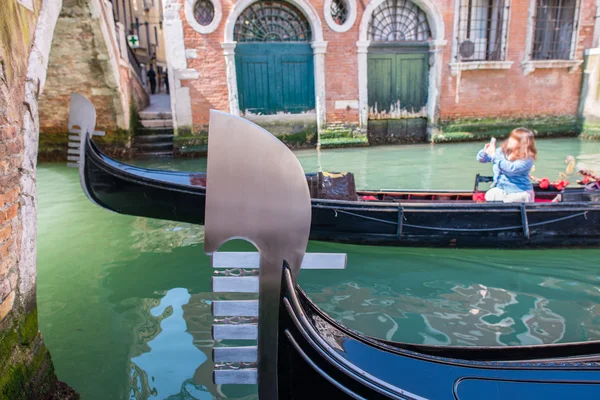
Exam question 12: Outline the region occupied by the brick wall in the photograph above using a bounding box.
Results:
[0,0,36,326]
[439,0,597,120]
[179,0,596,131]
[181,2,231,129]
[1,0,77,397]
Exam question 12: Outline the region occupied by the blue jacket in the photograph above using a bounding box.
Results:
[477,148,534,194]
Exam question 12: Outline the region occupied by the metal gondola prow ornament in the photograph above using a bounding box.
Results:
[204,110,312,398]
[66,93,105,207]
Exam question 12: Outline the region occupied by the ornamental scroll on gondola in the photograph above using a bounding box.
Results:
[70,93,600,250]
[71,95,600,399]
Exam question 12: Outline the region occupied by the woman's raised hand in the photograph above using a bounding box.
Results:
[484,142,496,157]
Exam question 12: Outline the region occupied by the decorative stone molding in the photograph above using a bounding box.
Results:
[312,41,328,132]
[186,49,198,58]
[356,41,369,128]
[163,0,194,130]
[312,41,328,54]
[323,0,357,33]
[521,60,583,76]
[449,61,513,76]
[358,0,444,42]
[221,42,240,116]
[176,68,200,80]
[224,0,324,42]
[185,0,222,34]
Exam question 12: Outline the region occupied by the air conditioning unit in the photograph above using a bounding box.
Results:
[458,38,488,61]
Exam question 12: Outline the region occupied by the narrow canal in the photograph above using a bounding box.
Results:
[37,138,600,400]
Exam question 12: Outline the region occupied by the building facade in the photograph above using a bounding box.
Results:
[112,0,169,92]
[162,0,600,146]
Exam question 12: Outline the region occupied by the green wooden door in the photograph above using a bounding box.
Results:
[367,52,429,117]
[236,43,315,115]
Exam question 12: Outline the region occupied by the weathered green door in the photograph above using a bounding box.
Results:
[236,43,315,115]
[367,52,429,117]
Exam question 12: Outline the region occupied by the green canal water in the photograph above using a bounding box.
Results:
[37,139,600,400]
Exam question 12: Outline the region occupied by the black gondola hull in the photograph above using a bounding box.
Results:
[82,137,600,248]
[84,138,207,225]
[278,267,600,400]
[310,200,600,247]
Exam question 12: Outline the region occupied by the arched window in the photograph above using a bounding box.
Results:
[368,0,431,42]
[234,1,312,42]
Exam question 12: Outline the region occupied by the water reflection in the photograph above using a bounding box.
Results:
[130,288,210,399]
[130,219,204,253]
[307,280,568,347]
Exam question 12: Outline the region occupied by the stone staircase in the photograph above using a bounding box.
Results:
[133,110,174,157]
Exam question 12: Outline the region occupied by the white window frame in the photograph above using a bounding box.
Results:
[521,0,583,75]
[185,0,222,35]
[323,0,357,33]
[450,0,513,76]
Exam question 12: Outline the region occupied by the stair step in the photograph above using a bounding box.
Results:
[140,119,173,128]
[139,111,172,120]
[134,134,175,143]
[136,127,174,136]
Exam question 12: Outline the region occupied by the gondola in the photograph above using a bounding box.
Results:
[278,263,600,399]
[80,133,600,248]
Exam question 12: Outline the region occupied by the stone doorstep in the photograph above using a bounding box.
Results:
[139,111,173,120]
[140,119,174,128]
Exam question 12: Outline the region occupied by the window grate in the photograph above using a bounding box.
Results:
[532,0,578,60]
[368,0,432,42]
[330,0,349,25]
[234,1,312,42]
[456,0,509,62]
[194,0,215,26]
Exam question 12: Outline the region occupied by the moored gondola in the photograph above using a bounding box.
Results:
[278,264,600,399]
[71,94,600,248]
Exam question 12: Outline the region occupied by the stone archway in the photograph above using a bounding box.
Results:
[357,0,446,134]
[222,0,327,132]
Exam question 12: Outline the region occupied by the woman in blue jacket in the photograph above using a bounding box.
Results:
[477,128,537,203]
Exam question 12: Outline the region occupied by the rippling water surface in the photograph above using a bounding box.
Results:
[37,139,600,399]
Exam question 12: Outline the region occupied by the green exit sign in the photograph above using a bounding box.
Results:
[17,0,34,11]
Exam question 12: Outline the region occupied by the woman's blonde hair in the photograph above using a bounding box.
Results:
[502,127,537,160]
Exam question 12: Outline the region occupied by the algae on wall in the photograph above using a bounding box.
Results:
[432,116,581,143]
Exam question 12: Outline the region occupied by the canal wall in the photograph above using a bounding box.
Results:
[1,0,77,398]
